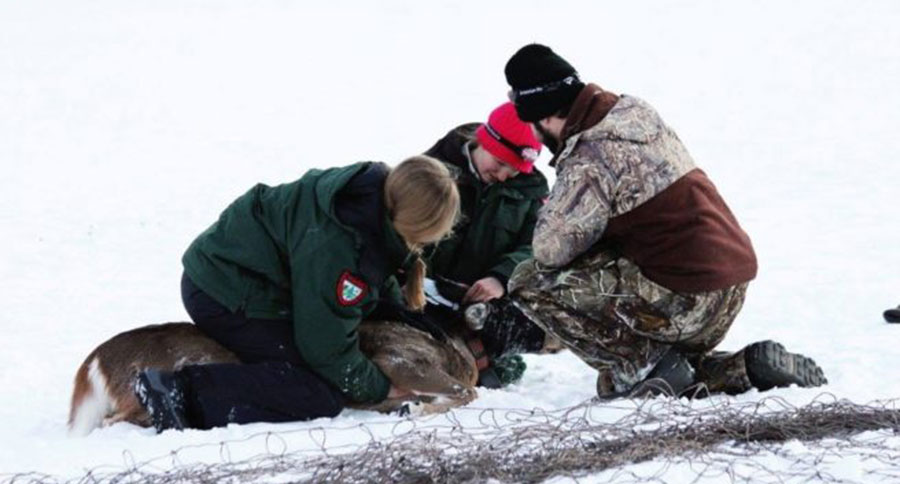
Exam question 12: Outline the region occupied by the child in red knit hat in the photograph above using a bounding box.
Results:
[475,102,542,176]
[418,102,553,388]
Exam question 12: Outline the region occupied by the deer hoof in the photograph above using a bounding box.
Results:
[397,401,425,417]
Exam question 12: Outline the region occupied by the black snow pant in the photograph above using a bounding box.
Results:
[178,273,344,429]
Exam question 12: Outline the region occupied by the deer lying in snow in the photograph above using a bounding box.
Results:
[68,321,478,436]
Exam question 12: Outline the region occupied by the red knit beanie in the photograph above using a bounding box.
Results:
[475,102,541,174]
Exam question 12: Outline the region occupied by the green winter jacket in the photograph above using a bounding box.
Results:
[182,162,411,403]
[424,123,549,287]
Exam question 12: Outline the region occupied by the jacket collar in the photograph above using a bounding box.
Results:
[328,162,413,286]
[463,142,485,183]
[547,84,620,168]
[561,83,620,141]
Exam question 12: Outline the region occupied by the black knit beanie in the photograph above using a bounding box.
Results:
[504,44,585,122]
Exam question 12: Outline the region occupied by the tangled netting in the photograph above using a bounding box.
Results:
[5,394,900,484]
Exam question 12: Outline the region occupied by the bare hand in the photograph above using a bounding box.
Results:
[462,276,505,303]
[387,385,413,399]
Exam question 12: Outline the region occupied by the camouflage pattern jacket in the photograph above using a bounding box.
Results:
[535,90,757,293]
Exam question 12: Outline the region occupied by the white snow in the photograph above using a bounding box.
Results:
[2,0,899,482]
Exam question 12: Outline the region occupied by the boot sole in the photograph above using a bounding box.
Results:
[885,309,900,323]
[745,341,827,391]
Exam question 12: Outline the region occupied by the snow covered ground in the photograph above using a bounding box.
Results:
[1,1,899,482]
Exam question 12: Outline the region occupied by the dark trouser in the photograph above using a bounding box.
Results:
[179,274,344,429]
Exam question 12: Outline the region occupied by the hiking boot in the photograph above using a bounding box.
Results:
[596,349,695,399]
[134,369,190,432]
[629,348,696,398]
[744,340,827,391]
[884,305,900,323]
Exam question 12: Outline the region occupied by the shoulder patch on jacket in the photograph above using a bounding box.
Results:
[337,270,368,306]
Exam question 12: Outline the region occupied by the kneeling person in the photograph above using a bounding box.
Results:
[503,44,827,398]
[422,102,553,387]
[136,156,460,431]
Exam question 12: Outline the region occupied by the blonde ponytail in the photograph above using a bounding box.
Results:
[385,155,460,311]
[404,256,428,311]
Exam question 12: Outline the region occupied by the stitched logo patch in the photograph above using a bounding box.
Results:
[337,271,367,306]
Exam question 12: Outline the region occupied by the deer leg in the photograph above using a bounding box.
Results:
[363,393,475,416]
[382,363,474,400]
[361,397,430,415]
[353,363,477,415]
[411,399,474,415]
[103,408,150,428]
[103,393,150,428]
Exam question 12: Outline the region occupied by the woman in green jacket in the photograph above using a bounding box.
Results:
[135,155,459,432]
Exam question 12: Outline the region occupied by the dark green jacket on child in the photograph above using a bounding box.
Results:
[424,123,549,287]
[182,162,411,403]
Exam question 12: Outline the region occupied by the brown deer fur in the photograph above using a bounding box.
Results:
[68,321,477,436]
[352,320,477,415]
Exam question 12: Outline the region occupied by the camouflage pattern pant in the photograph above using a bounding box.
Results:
[509,250,753,396]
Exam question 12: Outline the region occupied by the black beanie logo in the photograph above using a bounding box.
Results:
[504,44,585,122]
[510,74,580,101]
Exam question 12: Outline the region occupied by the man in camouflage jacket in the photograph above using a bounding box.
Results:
[502,44,826,398]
